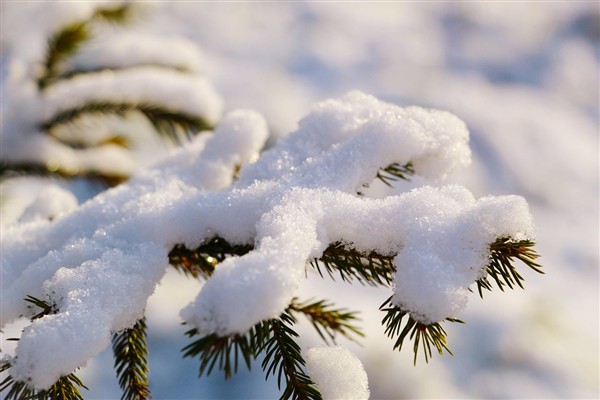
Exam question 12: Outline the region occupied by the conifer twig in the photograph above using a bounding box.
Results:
[112,317,151,400]
[477,237,542,297]
[379,296,464,365]
[376,162,415,186]
[260,312,322,400]
[41,102,213,141]
[182,322,270,379]
[39,3,134,90]
[288,298,364,344]
[310,242,395,286]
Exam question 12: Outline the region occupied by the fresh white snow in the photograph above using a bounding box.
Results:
[305,345,370,400]
[2,91,534,388]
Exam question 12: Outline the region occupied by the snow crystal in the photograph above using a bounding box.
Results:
[0,92,534,389]
[305,346,370,400]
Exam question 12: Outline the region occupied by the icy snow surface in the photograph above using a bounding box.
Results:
[1,91,533,388]
[305,345,370,400]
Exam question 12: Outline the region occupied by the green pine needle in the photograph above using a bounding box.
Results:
[39,21,90,89]
[182,322,270,379]
[23,295,57,320]
[0,162,127,187]
[112,318,151,400]
[375,162,415,186]
[41,102,213,142]
[260,313,322,400]
[379,296,464,365]
[477,238,543,297]
[310,242,395,287]
[39,3,134,90]
[93,4,135,24]
[288,298,364,345]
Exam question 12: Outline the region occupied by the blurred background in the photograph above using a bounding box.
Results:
[1,2,598,399]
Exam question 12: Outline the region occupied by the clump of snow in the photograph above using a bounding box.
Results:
[305,345,370,400]
[18,184,79,223]
[0,92,534,389]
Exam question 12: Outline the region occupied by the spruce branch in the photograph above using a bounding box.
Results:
[379,297,464,365]
[41,102,213,142]
[310,242,395,287]
[39,21,90,90]
[0,162,127,187]
[477,238,543,297]
[182,322,270,379]
[376,162,415,186]
[39,3,134,90]
[169,237,254,279]
[288,298,364,345]
[260,313,321,400]
[111,317,151,400]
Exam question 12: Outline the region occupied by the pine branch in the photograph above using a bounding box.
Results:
[41,102,213,141]
[38,4,134,90]
[375,162,415,186]
[39,21,90,90]
[182,322,270,379]
[288,298,364,345]
[379,296,464,365]
[0,162,127,187]
[0,297,88,400]
[168,237,254,279]
[112,317,151,400]
[260,312,321,400]
[93,4,135,24]
[476,238,543,297]
[310,242,395,287]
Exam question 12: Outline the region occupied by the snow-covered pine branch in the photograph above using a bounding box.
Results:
[1,91,540,397]
[1,2,222,187]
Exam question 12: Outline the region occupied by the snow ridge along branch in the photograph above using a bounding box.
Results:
[1,91,539,393]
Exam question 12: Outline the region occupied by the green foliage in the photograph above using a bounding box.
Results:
[380,297,464,365]
[182,322,270,379]
[111,318,151,400]
[39,4,133,90]
[41,101,213,142]
[477,237,543,297]
[376,162,415,186]
[261,312,321,400]
[310,242,395,286]
[288,298,363,345]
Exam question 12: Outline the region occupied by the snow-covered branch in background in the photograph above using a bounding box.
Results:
[1,92,535,390]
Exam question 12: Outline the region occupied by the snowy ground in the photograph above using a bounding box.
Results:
[1,2,598,399]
